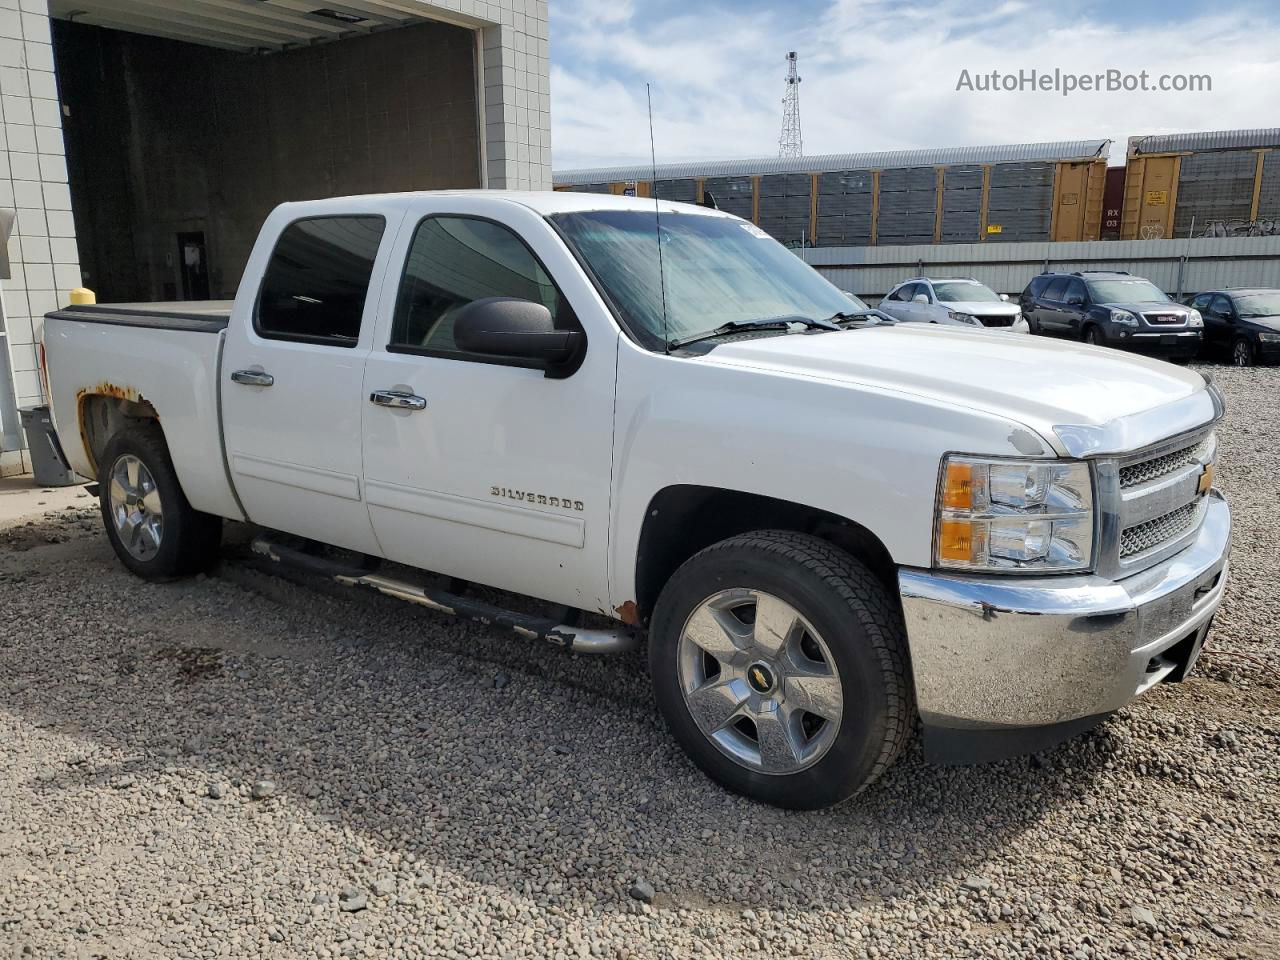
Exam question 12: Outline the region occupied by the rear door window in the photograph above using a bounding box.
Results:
[256,216,386,347]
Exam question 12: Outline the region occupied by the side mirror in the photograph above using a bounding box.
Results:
[1067,294,1085,306]
[453,297,584,373]
[912,294,929,304]
[999,293,1010,301]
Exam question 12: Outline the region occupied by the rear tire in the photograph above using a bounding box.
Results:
[99,425,222,580]
[648,531,912,809]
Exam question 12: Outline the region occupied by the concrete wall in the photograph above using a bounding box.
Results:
[801,235,1280,301]
[57,19,481,302]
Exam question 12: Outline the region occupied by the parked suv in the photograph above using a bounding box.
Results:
[1021,271,1203,359]
[1184,288,1280,366]
[878,277,1027,332]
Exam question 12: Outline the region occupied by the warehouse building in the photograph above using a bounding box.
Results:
[554,140,1111,248]
[0,0,551,476]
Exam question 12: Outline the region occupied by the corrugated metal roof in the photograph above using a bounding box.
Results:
[553,140,1110,185]
[1130,128,1280,155]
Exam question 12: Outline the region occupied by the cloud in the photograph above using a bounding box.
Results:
[549,0,1280,170]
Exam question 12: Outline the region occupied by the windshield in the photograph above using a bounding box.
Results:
[550,210,854,349]
[843,292,871,310]
[1233,293,1280,317]
[932,281,1001,303]
[1086,279,1169,304]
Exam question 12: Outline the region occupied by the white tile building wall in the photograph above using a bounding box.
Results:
[0,0,552,473]
[0,0,76,474]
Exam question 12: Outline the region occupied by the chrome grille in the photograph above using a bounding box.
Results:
[1121,500,1203,558]
[1098,427,1217,576]
[1142,313,1184,325]
[1119,433,1213,488]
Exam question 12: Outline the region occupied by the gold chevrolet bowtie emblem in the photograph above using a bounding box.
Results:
[750,666,767,687]
[1197,462,1216,495]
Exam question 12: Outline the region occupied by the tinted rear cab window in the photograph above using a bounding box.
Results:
[256,216,386,346]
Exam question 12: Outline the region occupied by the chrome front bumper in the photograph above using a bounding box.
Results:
[899,492,1230,743]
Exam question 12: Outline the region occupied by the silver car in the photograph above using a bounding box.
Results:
[879,277,1029,332]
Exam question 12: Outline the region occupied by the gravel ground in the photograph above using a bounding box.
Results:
[1,366,1277,960]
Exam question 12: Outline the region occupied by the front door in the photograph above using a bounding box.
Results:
[360,201,617,612]
[1038,276,1070,333]
[221,213,397,555]
[1205,294,1235,352]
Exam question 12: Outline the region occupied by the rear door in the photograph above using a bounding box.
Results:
[221,209,402,554]
[1060,278,1089,336]
[359,198,617,611]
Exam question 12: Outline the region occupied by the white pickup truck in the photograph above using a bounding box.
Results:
[42,191,1231,809]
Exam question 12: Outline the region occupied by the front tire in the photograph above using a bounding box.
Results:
[99,426,222,580]
[649,531,912,809]
[1083,325,1104,346]
[1232,337,1255,367]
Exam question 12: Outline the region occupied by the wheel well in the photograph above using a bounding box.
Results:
[633,485,898,625]
[79,393,161,478]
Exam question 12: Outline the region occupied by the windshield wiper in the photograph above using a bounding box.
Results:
[668,314,840,350]
[824,310,886,324]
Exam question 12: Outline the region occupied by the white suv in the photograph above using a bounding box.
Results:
[879,277,1029,332]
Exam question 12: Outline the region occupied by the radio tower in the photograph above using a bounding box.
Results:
[778,51,803,158]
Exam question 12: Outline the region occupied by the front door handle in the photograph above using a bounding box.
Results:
[370,389,426,411]
[230,369,274,387]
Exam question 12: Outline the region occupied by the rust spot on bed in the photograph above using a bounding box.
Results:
[76,382,141,404]
[615,600,641,626]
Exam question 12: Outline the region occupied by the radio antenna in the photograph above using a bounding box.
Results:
[647,83,670,354]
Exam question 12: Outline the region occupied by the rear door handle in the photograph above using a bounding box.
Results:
[370,389,426,411]
[230,369,274,387]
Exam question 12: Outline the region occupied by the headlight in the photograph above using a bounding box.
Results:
[1257,332,1280,342]
[935,455,1094,573]
[1109,309,1139,327]
[1187,310,1203,328]
[948,311,979,325]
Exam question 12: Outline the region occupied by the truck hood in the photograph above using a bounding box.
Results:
[1241,314,1280,332]
[698,324,1209,453]
[1103,300,1192,317]
[944,300,1021,316]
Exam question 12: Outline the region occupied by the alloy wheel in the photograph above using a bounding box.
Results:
[676,589,843,775]
[108,454,164,561]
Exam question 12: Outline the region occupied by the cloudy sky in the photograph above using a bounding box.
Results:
[548,0,1280,171]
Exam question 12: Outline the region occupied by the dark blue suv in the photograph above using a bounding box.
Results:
[1020,271,1203,360]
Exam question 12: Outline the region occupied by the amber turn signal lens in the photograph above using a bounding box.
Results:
[938,519,979,564]
[941,462,975,510]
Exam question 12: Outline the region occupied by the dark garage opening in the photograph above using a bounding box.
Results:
[53,18,481,303]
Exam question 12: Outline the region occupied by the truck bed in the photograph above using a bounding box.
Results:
[43,299,243,523]
[46,301,234,335]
